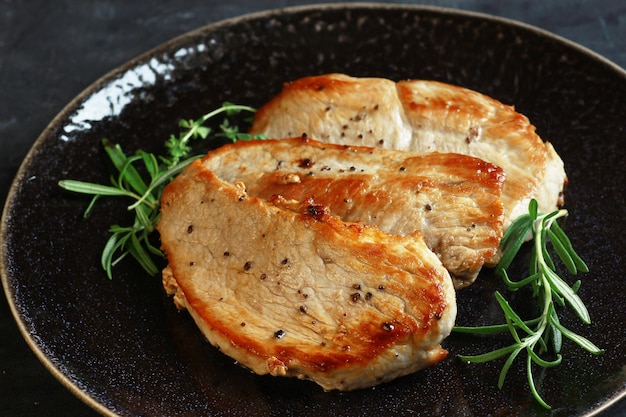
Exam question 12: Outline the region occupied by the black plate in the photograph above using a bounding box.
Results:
[2,4,625,417]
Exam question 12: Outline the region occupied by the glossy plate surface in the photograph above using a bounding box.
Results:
[2,4,625,416]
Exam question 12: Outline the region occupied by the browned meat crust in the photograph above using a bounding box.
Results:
[250,74,567,228]
[200,136,505,287]
[157,159,456,391]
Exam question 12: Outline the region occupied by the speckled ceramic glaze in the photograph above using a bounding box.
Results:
[2,4,625,417]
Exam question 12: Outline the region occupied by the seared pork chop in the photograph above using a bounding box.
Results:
[250,73,567,228]
[200,136,505,288]
[157,159,456,391]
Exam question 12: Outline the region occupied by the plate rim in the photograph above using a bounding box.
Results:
[2,3,626,416]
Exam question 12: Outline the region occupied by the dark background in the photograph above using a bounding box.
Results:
[1,1,625,416]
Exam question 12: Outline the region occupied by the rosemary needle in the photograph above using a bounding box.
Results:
[453,199,604,409]
[59,102,264,279]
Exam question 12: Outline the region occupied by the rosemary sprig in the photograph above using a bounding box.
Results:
[59,102,263,279]
[454,199,604,409]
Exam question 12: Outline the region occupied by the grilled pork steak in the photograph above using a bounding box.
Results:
[250,73,567,228]
[200,136,505,288]
[157,159,456,391]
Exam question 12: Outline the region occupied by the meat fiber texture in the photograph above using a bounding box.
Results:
[200,136,505,288]
[250,73,567,229]
[157,159,456,391]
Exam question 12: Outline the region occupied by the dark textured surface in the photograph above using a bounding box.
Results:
[2,1,626,416]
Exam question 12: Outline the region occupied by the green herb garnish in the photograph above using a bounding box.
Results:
[61,104,602,408]
[453,199,604,409]
[59,102,263,279]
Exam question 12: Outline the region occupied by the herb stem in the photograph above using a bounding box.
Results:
[453,199,603,409]
[59,102,263,279]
